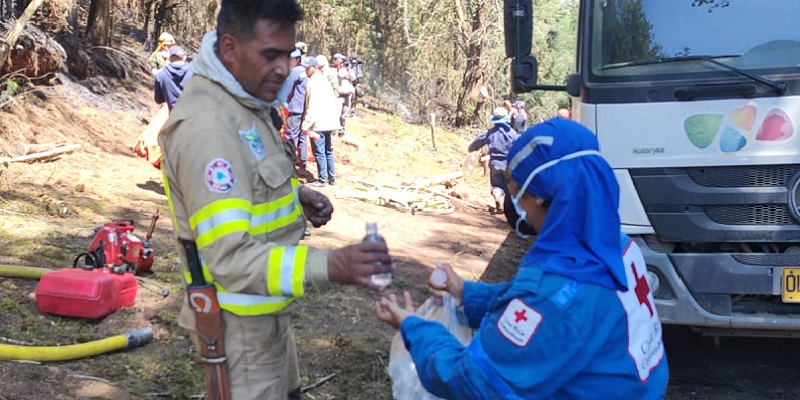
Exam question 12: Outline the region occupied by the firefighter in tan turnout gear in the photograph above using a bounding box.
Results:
[158,1,393,399]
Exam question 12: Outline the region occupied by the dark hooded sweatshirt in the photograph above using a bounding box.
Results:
[154,61,193,110]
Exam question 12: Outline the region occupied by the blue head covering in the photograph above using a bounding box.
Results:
[506,117,627,291]
[491,115,510,125]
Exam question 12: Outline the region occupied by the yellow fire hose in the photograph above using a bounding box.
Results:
[0,328,154,362]
[0,264,52,279]
[0,264,154,362]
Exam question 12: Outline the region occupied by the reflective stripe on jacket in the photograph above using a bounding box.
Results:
[159,75,330,327]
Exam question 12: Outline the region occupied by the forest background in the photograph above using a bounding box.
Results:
[0,0,577,128]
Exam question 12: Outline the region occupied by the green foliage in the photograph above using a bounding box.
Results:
[511,0,578,122]
[0,78,23,104]
[143,0,579,128]
[156,309,180,327]
[0,297,20,312]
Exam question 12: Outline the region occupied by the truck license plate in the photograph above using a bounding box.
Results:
[782,267,800,303]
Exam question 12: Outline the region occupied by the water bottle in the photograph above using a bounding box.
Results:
[363,222,392,289]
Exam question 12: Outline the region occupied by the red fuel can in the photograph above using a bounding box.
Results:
[35,268,138,319]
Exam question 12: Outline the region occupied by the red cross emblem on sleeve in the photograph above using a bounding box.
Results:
[498,298,542,347]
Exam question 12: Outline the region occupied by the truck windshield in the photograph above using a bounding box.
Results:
[588,0,800,83]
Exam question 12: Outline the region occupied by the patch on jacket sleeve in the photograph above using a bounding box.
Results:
[496,298,542,347]
[205,158,236,194]
[239,122,266,160]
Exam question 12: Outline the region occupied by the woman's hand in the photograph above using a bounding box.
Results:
[307,131,321,140]
[374,291,415,329]
[428,262,464,307]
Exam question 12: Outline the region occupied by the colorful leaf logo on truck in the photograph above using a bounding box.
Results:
[684,105,793,153]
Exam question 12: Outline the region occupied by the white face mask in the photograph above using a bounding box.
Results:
[510,193,531,239]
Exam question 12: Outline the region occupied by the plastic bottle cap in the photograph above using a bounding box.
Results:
[431,269,447,285]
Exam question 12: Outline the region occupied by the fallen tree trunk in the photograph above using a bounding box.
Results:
[0,144,80,164]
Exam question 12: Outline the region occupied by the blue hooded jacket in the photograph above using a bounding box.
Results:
[398,118,668,400]
[468,118,519,169]
[154,61,193,110]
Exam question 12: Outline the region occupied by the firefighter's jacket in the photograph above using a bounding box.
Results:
[159,74,330,330]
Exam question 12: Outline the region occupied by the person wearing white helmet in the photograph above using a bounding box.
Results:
[149,32,176,74]
[295,41,308,55]
[467,106,520,214]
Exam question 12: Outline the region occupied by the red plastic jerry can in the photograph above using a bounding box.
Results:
[35,268,138,319]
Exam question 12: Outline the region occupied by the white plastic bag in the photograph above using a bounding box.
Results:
[388,294,473,400]
[461,151,482,177]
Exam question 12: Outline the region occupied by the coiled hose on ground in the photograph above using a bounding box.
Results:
[0,264,154,362]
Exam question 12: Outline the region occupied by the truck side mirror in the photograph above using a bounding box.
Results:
[504,0,538,93]
[504,0,532,57]
[511,55,539,94]
[566,74,581,97]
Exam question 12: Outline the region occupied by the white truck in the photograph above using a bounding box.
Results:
[505,0,800,336]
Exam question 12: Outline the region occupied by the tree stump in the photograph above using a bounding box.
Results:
[1,21,66,79]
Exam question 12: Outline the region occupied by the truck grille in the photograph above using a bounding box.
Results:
[630,165,800,242]
[687,165,800,187]
[706,204,794,225]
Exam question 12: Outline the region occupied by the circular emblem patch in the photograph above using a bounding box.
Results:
[205,158,236,193]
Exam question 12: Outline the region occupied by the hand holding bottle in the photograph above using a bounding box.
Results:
[327,241,392,291]
[363,222,392,290]
[428,262,464,306]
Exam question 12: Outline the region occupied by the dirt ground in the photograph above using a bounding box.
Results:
[1,63,799,400]
[0,68,525,400]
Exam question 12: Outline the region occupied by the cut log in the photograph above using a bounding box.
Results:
[0,144,80,164]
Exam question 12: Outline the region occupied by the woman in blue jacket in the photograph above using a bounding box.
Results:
[374,117,669,400]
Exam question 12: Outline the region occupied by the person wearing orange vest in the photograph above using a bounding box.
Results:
[158,1,393,399]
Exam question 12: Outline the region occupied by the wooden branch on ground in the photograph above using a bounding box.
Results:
[340,136,362,151]
[301,373,336,393]
[429,112,437,151]
[353,175,483,209]
[428,171,462,186]
[20,142,66,155]
[0,87,41,110]
[404,171,463,187]
[68,374,111,383]
[0,144,80,164]
[0,0,45,64]
[0,336,36,346]
[424,188,483,209]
